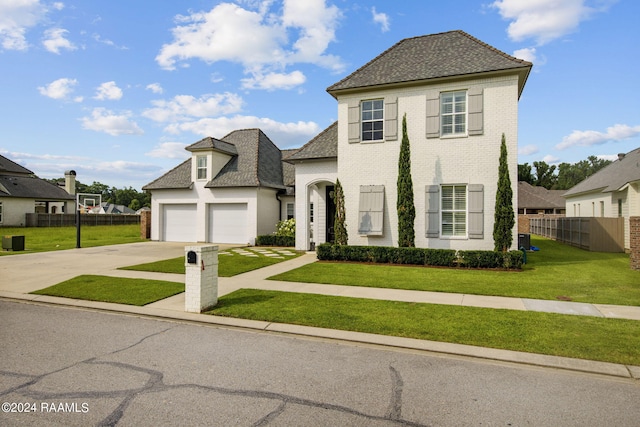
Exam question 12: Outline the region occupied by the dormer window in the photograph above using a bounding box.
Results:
[196,155,207,180]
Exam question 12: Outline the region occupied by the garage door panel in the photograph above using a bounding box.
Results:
[209,203,248,244]
[163,204,197,242]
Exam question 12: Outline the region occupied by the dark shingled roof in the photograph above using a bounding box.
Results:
[144,129,291,191]
[0,154,74,200]
[0,154,33,175]
[207,129,285,189]
[518,182,565,210]
[186,136,238,155]
[0,175,74,200]
[327,30,532,98]
[564,147,640,197]
[142,159,192,190]
[286,121,337,162]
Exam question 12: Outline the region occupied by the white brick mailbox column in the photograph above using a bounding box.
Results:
[184,245,218,313]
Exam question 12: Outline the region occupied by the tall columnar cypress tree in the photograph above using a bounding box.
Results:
[333,178,348,245]
[397,114,415,247]
[493,133,515,252]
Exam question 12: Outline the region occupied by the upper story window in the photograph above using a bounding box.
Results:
[196,155,207,180]
[361,99,384,141]
[441,91,466,136]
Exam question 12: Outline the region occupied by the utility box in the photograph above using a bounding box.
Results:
[518,233,530,250]
[2,235,25,251]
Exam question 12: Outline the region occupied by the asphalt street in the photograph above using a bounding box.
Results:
[1,300,639,426]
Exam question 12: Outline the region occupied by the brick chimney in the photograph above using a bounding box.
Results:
[64,170,76,195]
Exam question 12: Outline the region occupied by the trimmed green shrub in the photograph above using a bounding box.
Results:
[318,244,521,270]
[458,250,523,270]
[255,235,295,247]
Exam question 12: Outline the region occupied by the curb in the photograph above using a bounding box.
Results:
[3,292,638,380]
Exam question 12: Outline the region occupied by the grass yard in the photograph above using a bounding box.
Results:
[120,248,302,277]
[0,225,144,255]
[32,275,184,306]
[269,236,640,306]
[207,288,640,366]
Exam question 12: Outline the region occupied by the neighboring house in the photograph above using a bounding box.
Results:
[99,203,137,215]
[0,154,75,227]
[518,182,566,215]
[564,148,640,249]
[290,30,532,251]
[143,129,292,244]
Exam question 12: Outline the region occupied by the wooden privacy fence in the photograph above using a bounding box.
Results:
[529,216,624,252]
[25,213,140,227]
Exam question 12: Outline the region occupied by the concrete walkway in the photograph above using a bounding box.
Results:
[1,243,639,379]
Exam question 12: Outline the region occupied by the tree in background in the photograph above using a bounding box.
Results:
[397,114,415,247]
[532,161,557,189]
[517,155,612,190]
[46,178,151,209]
[518,163,534,184]
[493,134,515,252]
[333,178,348,245]
[555,156,612,190]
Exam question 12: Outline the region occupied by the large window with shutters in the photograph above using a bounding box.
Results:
[361,100,384,141]
[348,98,397,143]
[426,184,484,239]
[426,88,483,139]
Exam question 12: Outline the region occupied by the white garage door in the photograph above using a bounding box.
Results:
[209,203,248,244]
[163,204,197,242]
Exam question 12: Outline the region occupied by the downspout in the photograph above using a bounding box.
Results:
[276,190,284,221]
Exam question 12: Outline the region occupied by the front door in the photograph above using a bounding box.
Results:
[326,185,336,243]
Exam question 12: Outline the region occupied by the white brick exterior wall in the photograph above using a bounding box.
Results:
[336,75,520,250]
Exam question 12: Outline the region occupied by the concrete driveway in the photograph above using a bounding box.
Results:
[0,242,226,294]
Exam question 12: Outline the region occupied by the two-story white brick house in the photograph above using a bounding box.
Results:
[288,30,532,251]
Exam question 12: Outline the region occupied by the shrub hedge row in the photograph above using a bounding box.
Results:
[255,235,295,247]
[316,243,523,270]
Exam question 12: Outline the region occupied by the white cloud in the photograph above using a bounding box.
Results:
[38,77,79,100]
[146,83,163,94]
[156,0,344,85]
[241,70,306,90]
[518,144,539,156]
[513,47,536,63]
[556,124,640,150]
[542,154,560,163]
[94,81,123,100]
[0,0,48,50]
[156,3,286,70]
[165,115,319,148]
[42,27,75,54]
[492,0,614,45]
[372,7,390,32]
[146,142,189,159]
[80,108,143,136]
[143,93,243,123]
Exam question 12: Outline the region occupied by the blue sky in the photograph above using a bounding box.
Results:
[1,0,638,190]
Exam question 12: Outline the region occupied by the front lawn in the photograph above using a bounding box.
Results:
[0,225,144,255]
[32,275,184,306]
[269,236,639,306]
[119,247,302,277]
[207,289,640,366]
